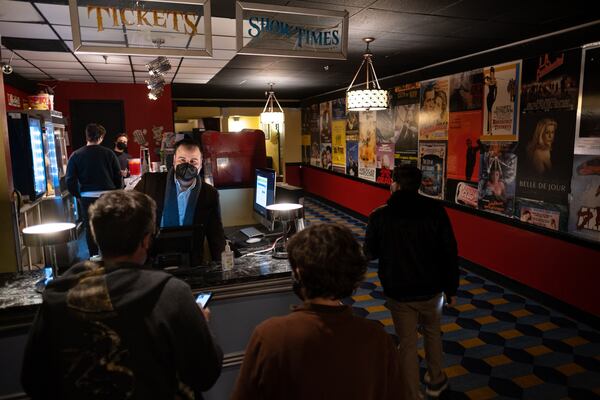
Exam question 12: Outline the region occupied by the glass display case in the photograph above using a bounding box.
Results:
[43,122,61,196]
[28,117,47,198]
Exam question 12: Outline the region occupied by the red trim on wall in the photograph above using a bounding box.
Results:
[301,166,389,216]
[296,165,600,317]
[51,82,174,160]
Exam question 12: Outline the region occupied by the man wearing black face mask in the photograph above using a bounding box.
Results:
[134,138,226,263]
[114,133,132,176]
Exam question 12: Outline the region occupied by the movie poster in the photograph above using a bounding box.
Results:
[320,143,332,170]
[320,101,332,144]
[482,61,521,140]
[516,198,567,231]
[419,78,449,141]
[332,120,346,172]
[520,49,581,114]
[302,106,310,133]
[347,110,359,134]
[302,134,310,164]
[447,111,483,182]
[450,69,484,112]
[346,110,359,177]
[516,111,577,205]
[376,143,394,185]
[376,107,395,144]
[301,107,311,164]
[358,111,377,182]
[478,142,517,215]
[393,83,420,166]
[332,98,346,120]
[418,143,446,199]
[346,137,359,177]
[309,103,320,167]
[452,180,479,209]
[575,45,600,155]
[568,155,600,242]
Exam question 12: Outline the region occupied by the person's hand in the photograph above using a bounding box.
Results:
[199,305,211,322]
[445,295,457,308]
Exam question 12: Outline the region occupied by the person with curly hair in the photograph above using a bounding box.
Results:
[231,223,402,400]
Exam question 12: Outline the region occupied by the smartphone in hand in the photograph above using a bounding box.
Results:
[195,292,212,309]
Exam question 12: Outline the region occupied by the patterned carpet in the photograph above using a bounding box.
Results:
[303,197,600,400]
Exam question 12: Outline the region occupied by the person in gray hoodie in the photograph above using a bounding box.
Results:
[21,190,222,400]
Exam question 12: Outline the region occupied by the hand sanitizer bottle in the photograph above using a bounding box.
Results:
[221,240,234,271]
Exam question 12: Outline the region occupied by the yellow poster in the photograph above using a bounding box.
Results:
[332,120,346,169]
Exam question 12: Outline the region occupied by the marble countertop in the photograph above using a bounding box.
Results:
[0,269,44,312]
[171,252,292,288]
[0,251,291,314]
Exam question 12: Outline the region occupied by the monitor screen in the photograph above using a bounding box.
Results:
[254,168,276,219]
[151,226,196,268]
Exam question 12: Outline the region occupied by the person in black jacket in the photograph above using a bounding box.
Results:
[134,138,225,264]
[21,190,223,399]
[364,165,458,399]
[113,133,133,175]
[66,123,123,257]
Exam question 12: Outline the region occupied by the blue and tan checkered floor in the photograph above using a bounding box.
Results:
[303,197,600,400]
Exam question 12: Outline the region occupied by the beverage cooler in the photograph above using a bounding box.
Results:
[8,110,78,270]
[31,110,68,196]
[7,113,47,201]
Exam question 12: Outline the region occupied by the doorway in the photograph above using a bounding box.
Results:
[69,100,125,151]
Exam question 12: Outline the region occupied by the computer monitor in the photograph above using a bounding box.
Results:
[253,168,276,229]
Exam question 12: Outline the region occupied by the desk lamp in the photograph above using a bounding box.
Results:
[22,222,77,282]
[266,203,304,259]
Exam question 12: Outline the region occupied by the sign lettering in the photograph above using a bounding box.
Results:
[87,6,199,37]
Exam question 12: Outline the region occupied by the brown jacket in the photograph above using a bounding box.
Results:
[231,303,403,400]
[134,171,226,263]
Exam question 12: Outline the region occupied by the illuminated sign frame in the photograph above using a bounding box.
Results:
[68,0,213,57]
[236,1,348,60]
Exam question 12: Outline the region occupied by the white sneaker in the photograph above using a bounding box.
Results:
[423,372,449,397]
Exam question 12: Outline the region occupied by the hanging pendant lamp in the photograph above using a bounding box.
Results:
[260,83,285,125]
[346,38,388,111]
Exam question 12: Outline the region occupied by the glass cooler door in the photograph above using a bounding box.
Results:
[54,125,68,179]
[28,117,47,198]
[43,122,60,196]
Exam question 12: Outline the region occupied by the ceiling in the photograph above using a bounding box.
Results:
[1,0,599,101]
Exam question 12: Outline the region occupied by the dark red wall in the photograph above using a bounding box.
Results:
[290,165,600,317]
[51,82,174,160]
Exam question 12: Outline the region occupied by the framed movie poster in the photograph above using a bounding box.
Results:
[575,44,600,155]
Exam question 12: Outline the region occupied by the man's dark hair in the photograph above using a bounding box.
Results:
[116,133,127,140]
[85,123,106,143]
[89,191,156,258]
[393,165,422,192]
[174,138,202,155]
[287,223,367,300]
